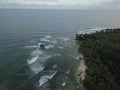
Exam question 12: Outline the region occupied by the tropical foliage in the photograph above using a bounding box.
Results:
[76,29,120,90]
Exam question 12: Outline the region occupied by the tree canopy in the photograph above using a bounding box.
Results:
[76,28,120,90]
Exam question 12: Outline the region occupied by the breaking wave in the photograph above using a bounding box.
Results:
[58,46,64,49]
[40,35,57,44]
[27,48,52,74]
[26,45,39,48]
[28,56,39,64]
[45,45,54,49]
[39,71,57,87]
[77,27,106,34]
[60,37,70,42]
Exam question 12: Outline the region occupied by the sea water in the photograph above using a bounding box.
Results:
[0,9,120,90]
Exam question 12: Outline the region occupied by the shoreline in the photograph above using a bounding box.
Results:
[76,53,87,89]
[76,29,120,89]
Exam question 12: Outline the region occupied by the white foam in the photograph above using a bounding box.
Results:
[49,71,57,79]
[26,45,39,48]
[38,55,52,62]
[28,54,52,74]
[28,54,51,74]
[89,27,105,32]
[60,37,70,42]
[76,86,80,88]
[29,54,52,74]
[86,28,105,34]
[28,56,39,64]
[31,49,43,56]
[38,42,44,46]
[62,81,66,87]
[77,31,86,34]
[45,35,52,39]
[54,54,61,56]
[66,70,70,75]
[58,46,64,49]
[28,48,52,74]
[40,38,50,42]
[30,65,45,74]
[40,39,57,44]
[76,56,79,60]
[40,36,57,44]
[39,71,57,87]
[26,42,45,49]
[52,65,57,69]
[50,40,57,44]
[45,45,54,49]
[77,27,106,34]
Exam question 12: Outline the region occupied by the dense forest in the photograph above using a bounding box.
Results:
[76,29,120,90]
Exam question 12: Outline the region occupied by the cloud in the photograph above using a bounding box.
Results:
[0,0,117,8]
[0,0,114,6]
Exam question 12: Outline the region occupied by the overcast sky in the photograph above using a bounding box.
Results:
[0,0,120,9]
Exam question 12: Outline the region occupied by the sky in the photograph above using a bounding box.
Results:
[0,0,120,9]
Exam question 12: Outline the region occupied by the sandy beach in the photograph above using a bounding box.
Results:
[77,54,87,88]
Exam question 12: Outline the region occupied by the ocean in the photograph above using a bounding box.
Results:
[0,9,120,90]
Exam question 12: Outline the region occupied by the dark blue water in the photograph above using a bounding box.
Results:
[0,9,120,90]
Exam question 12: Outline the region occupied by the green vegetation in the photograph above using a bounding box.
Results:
[76,29,120,90]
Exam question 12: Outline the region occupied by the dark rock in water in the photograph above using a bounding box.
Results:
[40,44,45,49]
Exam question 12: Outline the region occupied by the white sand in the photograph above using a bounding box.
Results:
[77,54,87,85]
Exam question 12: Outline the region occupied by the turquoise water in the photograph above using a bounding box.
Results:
[0,9,120,90]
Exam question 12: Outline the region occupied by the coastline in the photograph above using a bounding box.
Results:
[76,29,120,90]
[76,53,87,89]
